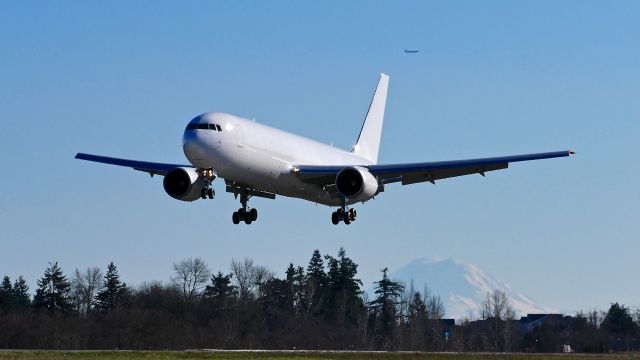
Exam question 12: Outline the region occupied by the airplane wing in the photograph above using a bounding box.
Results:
[75,153,193,176]
[293,150,574,186]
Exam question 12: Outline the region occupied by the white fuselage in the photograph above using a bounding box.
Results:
[182,112,372,206]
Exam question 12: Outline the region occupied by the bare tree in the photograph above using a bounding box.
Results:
[171,257,211,301]
[426,293,445,320]
[70,267,103,316]
[480,289,515,351]
[230,257,274,301]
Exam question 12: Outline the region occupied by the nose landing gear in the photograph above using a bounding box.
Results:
[199,168,216,200]
[200,187,215,199]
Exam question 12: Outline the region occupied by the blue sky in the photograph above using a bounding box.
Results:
[1,1,638,315]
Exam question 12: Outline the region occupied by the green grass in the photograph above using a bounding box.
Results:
[1,351,640,360]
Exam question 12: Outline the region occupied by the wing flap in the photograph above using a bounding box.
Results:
[400,163,508,185]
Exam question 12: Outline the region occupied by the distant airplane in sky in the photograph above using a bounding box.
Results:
[404,49,419,53]
[76,74,573,225]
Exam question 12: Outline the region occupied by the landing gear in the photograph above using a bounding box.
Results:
[331,201,357,225]
[331,212,340,225]
[231,188,259,225]
[199,168,216,200]
[201,187,215,199]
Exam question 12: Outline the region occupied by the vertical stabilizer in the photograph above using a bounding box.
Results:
[352,73,389,164]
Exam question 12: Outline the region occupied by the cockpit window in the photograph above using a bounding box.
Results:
[186,123,222,131]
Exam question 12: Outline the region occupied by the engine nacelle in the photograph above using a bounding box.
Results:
[163,167,207,202]
[335,166,379,202]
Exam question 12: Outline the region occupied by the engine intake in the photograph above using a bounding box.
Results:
[163,167,207,201]
[335,166,379,202]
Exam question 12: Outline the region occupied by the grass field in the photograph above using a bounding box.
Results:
[2,351,640,360]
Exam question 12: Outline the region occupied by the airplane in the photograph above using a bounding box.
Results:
[404,49,419,53]
[76,73,573,225]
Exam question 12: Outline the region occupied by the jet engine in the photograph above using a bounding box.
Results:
[335,166,379,202]
[163,167,207,201]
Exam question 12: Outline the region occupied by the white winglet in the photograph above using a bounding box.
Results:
[352,73,389,164]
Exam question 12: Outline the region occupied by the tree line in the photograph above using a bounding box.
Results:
[1,248,638,352]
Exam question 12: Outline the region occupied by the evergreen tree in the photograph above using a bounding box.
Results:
[0,275,11,312]
[95,262,127,312]
[323,254,341,321]
[306,250,325,282]
[337,248,363,326]
[369,267,404,349]
[305,249,326,317]
[1,276,11,293]
[12,275,30,309]
[204,272,236,299]
[33,262,72,312]
[285,263,306,315]
[260,277,295,327]
[601,303,637,351]
[323,248,363,326]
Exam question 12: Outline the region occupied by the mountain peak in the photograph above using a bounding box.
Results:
[388,257,552,319]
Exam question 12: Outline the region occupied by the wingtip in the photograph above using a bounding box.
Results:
[568,149,576,155]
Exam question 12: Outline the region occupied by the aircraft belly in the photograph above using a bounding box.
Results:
[213,144,287,190]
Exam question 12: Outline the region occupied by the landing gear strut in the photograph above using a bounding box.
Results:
[331,200,357,225]
[199,168,216,200]
[232,189,258,225]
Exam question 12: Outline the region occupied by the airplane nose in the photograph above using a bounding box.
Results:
[183,131,208,161]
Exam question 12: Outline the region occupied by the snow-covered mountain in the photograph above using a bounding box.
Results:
[386,258,552,320]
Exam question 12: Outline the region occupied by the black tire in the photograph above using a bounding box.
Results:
[232,212,240,224]
[250,208,258,221]
[344,216,351,225]
[331,212,340,225]
[244,217,252,225]
[238,208,246,220]
[208,188,215,199]
[201,188,207,199]
[350,209,357,219]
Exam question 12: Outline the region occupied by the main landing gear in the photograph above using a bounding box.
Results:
[232,189,258,225]
[199,168,216,199]
[331,201,357,225]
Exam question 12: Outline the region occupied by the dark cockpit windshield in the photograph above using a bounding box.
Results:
[186,123,222,131]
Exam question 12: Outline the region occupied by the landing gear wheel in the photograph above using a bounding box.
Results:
[331,212,340,225]
[201,188,207,199]
[250,208,258,221]
[207,188,215,199]
[244,216,252,225]
[349,208,357,221]
[344,216,351,225]
[232,212,240,225]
